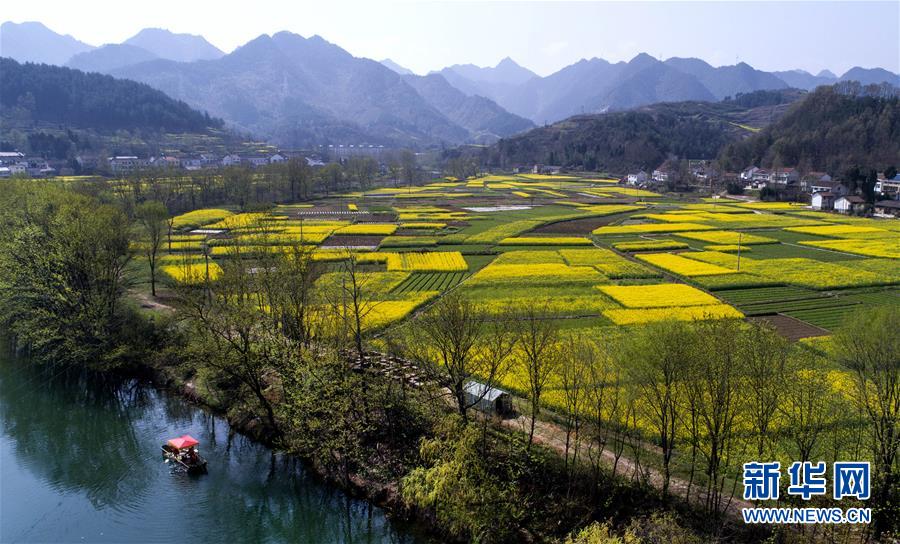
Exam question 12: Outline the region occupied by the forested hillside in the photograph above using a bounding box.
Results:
[0,58,222,132]
[718,82,900,173]
[485,90,802,172]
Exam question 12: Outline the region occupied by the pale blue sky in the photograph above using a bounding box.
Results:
[4,1,898,76]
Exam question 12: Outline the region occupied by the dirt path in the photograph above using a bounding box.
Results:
[498,413,753,515]
[130,290,176,313]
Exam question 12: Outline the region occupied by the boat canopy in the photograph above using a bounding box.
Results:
[167,435,200,450]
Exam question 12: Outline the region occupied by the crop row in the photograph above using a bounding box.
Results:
[393,272,469,294]
[714,286,820,305]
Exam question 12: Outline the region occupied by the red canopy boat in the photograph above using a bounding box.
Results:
[162,434,207,474]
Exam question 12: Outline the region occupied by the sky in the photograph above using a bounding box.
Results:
[3,0,898,76]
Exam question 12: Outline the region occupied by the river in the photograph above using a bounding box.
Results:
[0,353,427,543]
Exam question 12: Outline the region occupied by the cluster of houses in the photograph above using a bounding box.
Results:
[101,152,294,175]
[0,152,55,178]
[624,160,900,217]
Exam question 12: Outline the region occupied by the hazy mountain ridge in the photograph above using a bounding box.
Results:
[124,28,224,62]
[67,44,159,73]
[440,53,899,124]
[402,73,534,143]
[0,21,95,65]
[111,32,474,147]
[3,20,899,148]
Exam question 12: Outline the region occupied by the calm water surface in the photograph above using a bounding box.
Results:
[0,354,426,543]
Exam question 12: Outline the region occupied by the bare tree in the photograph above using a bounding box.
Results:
[834,305,900,536]
[514,303,561,450]
[399,293,515,423]
[742,322,790,458]
[780,355,834,465]
[687,318,747,514]
[134,200,168,297]
[558,334,591,480]
[623,319,693,497]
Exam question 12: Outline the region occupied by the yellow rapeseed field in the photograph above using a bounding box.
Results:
[162,262,222,284]
[785,225,889,237]
[171,208,233,229]
[603,304,744,325]
[592,222,715,235]
[611,240,689,251]
[636,253,736,276]
[596,284,721,308]
[499,236,591,245]
[335,223,399,236]
[798,239,899,259]
[385,251,468,272]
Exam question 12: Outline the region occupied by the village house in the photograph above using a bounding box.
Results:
[799,172,832,191]
[652,160,677,183]
[875,174,900,199]
[199,154,219,167]
[243,156,270,168]
[268,153,287,164]
[181,158,203,170]
[834,195,867,214]
[532,164,562,175]
[811,191,836,210]
[0,151,25,166]
[221,154,242,167]
[24,157,55,177]
[768,167,799,185]
[808,179,848,196]
[740,166,760,181]
[874,200,900,217]
[108,156,149,175]
[150,156,181,169]
[751,168,771,183]
[626,170,649,185]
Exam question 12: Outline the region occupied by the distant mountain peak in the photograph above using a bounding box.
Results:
[1,20,95,65]
[630,52,657,63]
[817,69,837,79]
[496,56,521,68]
[124,27,223,62]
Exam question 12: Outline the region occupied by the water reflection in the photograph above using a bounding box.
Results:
[0,358,425,543]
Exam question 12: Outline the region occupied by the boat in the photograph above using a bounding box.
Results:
[162,434,208,474]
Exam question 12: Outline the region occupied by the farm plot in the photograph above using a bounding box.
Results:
[596,284,720,308]
[674,230,778,245]
[612,240,689,252]
[392,272,469,294]
[636,253,736,276]
[798,239,900,259]
[385,251,468,272]
[559,248,660,278]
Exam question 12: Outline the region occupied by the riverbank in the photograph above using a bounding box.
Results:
[0,352,426,543]
[141,359,433,535]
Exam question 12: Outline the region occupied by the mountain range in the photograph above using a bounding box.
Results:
[2,21,898,149]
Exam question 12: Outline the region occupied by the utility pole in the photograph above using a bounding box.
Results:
[736,232,742,271]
